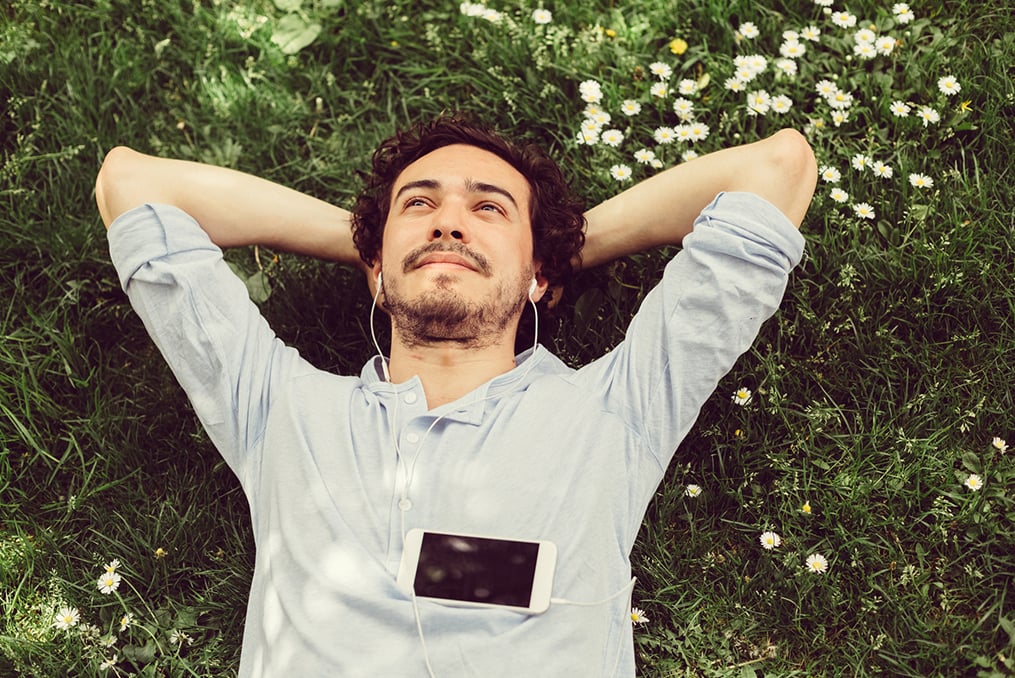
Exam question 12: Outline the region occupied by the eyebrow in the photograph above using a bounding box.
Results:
[393,178,520,211]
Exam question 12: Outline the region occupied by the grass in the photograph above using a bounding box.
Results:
[1,0,1013,675]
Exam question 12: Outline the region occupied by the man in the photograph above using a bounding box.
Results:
[96,114,816,676]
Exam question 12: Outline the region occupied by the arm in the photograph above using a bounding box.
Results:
[95,147,366,270]
[579,128,816,270]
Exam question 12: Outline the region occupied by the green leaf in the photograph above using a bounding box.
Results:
[271,14,322,55]
[960,451,982,473]
[122,640,157,664]
[245,271,272,304]
[273,0,303,10]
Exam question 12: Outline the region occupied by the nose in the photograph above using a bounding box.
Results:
[428,203,470,242]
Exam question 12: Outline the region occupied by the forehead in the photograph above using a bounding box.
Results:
[393,144,530,208]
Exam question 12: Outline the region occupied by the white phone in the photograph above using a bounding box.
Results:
[397,529,557,615]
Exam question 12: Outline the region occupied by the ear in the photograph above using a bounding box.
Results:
[369,259,385,306]
[527,264,550,303]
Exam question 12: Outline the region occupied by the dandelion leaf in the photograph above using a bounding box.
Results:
[271,14,322,55]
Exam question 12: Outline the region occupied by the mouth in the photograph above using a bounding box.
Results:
[411,251,484,274]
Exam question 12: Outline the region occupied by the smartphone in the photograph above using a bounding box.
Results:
[397,529,557,615]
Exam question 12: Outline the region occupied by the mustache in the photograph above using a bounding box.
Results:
[402,241,491,275]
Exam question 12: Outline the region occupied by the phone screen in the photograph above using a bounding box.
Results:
[413,532,539,607]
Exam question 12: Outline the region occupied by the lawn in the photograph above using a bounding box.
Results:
[1,0,1013,675]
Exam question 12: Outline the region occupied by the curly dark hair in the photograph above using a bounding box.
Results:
[351,113,586,288]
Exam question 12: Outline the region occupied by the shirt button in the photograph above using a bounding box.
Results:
[403,392,418,404]
[406,433,420,444]
[398,498,413,511]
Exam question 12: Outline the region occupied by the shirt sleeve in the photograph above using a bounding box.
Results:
[107,204,304,484]
[575,191,805,472]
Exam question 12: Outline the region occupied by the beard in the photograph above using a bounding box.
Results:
[383,266,530,350]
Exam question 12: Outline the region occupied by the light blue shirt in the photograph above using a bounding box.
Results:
[108,192,804,677]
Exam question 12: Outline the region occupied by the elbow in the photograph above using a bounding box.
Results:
[768,129,818,227]
[95,146,140,228]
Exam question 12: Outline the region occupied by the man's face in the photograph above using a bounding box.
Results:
[376,143,538,348]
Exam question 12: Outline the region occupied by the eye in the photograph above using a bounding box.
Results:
[477,202,505,215]
[404,197,431,209]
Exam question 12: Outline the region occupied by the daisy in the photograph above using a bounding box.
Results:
[831,110,849,127]
[829,188,849,203]
[805,553,829,573]
[650,82,669,99]
[119,612,135,632]
[680,150,698,162]
[820,166,842,183]
[725,77,747,92]
[828,89,855,109]
[460,3,485,17]
[685,484,702,498]
[814,0,833,6]
[780,40,806,58]
[760,531,782,550]
[481,8,502,23]
[630,607,650,624]
[579,80,603,104]
[815,80,839,98]
[648,61,673,80]
[674,125,693,143]
[771,95,793,113]
[964,474,983,491]
[853,202,876,220]
[937,76,961,96]
[609,164,633,182]
[744,54,768,74]
[687,123,710,142]
[893,3,915,23]
[738,22,760,39]
[801,25,821,41]
[851,154,872,171]
[588,110,612,126]
[98,571,122,595]
[54,607,80,630]
[600,129,624,147]
[531,8,552,25]
[831,11,857,29]
[854,42,877,59]
[992,437,1008,454]
[775,58,798,78]
[890,100,911,117]
[747,90,771,116]
[782,30,800,42]
[854,28,876,45]
[99,656,118,672]
[104,559,121,574]
[633,148,656,165]
[672,97,695,120]
[732,387,752,405]
[620,99,642,116]
[580,118,602,137]
[872,161,894,179]
[908,173,933,188]
[918,106,941,126]
[875,36,897,56]
[653,126,676,144]
[576,129,599,146]
[678,79,698,96]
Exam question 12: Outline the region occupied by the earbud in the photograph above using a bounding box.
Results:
[376,271,383,288]
[528,278,538,300]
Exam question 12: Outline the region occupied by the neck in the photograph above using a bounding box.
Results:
[387,331,521,409]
